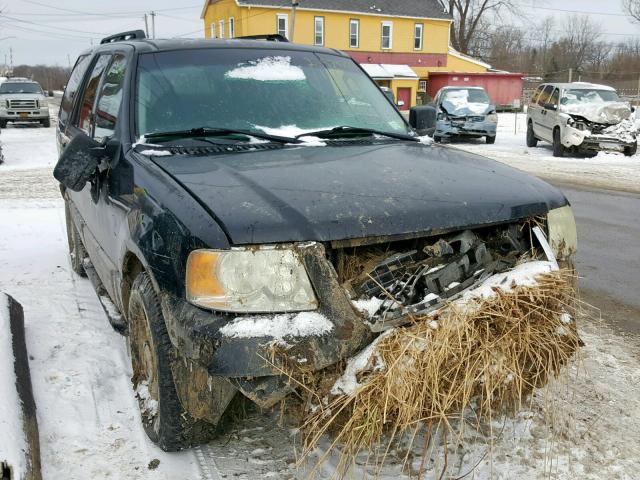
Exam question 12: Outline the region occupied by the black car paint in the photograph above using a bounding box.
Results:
[152,142,566,245]
[56,39,570,384]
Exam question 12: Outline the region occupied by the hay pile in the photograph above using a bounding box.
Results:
[281,266,582,477]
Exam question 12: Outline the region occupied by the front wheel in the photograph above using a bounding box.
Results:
[41,118,51,128]
[553,128,565,157]
[128,272,218,451]
[526,122,538,147]
[624,144,637,156]
[486,135,496,144]
[0,120,7,129]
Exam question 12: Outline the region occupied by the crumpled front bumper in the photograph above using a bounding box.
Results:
[563,125,637,151]
[161,242,374,405]
[436,119,497,138]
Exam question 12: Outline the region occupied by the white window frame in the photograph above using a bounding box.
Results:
[218,20,224,38]
[381,21,393,50]
[229,17,235,38]
[414,23,423,50]
[314,16,324,46]
[418,80,427,92]
[349,19,359,48]
[210,23,216,38]
[277,14,288,39]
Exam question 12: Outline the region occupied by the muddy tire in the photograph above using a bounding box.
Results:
[64,201,87,277]
[552,128,565,157]
[486,135,496,144]
[624,144,637,157]
[526,122,538,147]
[128,272,218,451]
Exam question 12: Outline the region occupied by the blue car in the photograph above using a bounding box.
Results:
[431,86,498,143]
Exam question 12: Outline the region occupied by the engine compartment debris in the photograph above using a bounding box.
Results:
[337,222,536,331]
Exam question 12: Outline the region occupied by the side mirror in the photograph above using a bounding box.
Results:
[544,103,557,111]
[53,134,106,191]
[409,105,437,136]
[48,90,54,97]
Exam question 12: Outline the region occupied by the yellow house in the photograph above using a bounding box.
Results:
[200,0,489,108]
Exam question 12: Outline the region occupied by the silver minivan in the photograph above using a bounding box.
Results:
[526,82,637,157]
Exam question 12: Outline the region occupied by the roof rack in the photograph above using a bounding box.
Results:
[100,30,146,44]
[236,34,289,42]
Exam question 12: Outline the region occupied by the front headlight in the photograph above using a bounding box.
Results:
[547,205,577,260]
[487,112,498,123]
[186,248,317,313]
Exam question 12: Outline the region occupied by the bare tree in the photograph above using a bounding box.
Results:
[447,0,519,54]
[623,0,640,23]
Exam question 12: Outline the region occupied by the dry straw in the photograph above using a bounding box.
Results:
[275,268,582,478]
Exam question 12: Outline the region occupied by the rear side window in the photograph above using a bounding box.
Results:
[59,55,91,128]
[76,55,112,135]
[531,85,544,105]
[94,54,127,141]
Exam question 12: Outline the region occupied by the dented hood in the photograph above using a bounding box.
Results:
[153,143,568,245]
[561,101,631,124]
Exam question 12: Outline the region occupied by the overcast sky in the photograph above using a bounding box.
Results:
[0,0,639,67]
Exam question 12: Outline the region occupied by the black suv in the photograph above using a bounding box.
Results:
[54,31,577,451]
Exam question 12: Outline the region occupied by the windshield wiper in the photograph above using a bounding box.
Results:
[144,127,300,144]
[294,126,418,142]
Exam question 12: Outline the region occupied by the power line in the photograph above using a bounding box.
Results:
[515,2,631,17]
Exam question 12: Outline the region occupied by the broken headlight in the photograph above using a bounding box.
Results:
[487,112,498,123]
[547,206,578,259]
[186,248,317,313]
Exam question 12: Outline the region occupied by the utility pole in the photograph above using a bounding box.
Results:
[290,0,299,40]
[144,14,149,38]
[9,47,13,74]
[568,68,572,83]
[150,11,156,39]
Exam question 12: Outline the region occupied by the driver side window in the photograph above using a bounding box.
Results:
[77,55,112,136]
[94,54,127,142]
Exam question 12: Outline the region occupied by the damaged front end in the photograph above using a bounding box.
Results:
[162,208,576,415]
[561,105,639,154]
[435,110,498,139]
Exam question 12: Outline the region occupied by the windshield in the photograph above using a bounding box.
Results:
[136,49,409,140]
[561,89,620,105]
[0,82,43,94]
[440,88,491,116]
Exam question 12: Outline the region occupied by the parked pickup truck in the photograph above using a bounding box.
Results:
[54,30,577,451]
[0,77,51,128]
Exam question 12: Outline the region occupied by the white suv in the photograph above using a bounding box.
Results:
[0,78,51,128]
[526,82,637,157]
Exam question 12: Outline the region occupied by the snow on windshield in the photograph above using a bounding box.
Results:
[441,89,490,116]
[225,56,306,82]
[560,89,630,124]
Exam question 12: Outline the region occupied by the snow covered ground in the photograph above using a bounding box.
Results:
[1,123,640,479]
[452,113,640,194]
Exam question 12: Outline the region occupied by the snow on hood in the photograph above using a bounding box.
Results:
[560,101,631,124]
[225,56,306,82]
[441,90,491,117]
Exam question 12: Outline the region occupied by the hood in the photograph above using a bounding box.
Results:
[560,101,631,124]
[152,143,568,245]
[441,100,492,117]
